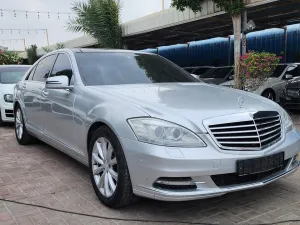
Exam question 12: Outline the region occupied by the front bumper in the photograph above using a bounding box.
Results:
[0,102,14,122]
[120,128,300,201]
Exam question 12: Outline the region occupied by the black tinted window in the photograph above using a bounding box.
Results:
[193,68,213,76]
[201,67,232,79]
[271,65,287,77]
[75,52,195,85]
[184,68,195,73]
[286,65,300,78]
[0,67,30,84]
[32,55,56,82]
[50,54,73,84]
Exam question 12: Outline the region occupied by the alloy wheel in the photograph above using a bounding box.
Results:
[15,108,23,140]
[92,137,118,198]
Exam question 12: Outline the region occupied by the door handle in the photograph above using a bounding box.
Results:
[42,89,49,97]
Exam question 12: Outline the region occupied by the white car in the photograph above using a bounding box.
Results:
[0,65,30,124]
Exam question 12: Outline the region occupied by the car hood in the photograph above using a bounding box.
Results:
[91,83,282,133]
[0,83,15,95]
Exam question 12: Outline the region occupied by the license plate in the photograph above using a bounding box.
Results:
[237,152,284,176]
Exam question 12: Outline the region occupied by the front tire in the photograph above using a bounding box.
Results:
[14,106,34,145]
[88,126,137,208]
[262,89,276,101]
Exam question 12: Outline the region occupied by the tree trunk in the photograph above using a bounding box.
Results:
[232,14,242,89]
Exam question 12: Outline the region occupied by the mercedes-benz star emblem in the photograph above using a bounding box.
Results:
[238,96,245,108]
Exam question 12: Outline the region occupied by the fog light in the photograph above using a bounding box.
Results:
[153,177,197,190]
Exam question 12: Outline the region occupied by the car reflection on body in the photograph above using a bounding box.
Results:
[14,49,300,208]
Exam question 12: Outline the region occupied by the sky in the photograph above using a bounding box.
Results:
[0,0,172,51]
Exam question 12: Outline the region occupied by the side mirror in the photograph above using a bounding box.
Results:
[228,75,234,80]
[45,75,72,90]
[285,74,293,80]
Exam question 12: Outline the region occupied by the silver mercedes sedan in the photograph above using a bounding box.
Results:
[14,49,300,208]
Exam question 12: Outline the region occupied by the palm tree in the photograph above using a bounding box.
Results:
[67,0,123,49]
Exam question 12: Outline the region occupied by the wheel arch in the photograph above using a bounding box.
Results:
[87,121,118,153]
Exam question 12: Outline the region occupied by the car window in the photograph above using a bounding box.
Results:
[0,67,30,84]
[201,67,232,79]
[75,52,196,85]
[32,54,56,82]
[25,66,37,80]
[286,65,300,78]
[193,68,212,76]
[184,68,195,73]
[270,65,288,77]
[50,53,73,84]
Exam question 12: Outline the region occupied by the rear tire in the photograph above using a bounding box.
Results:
[88,126,138,208]
[14,105,34,145]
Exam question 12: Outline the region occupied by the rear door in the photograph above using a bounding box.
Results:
[23,54,56,132]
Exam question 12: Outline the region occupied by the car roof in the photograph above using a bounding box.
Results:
[70,48,149,54]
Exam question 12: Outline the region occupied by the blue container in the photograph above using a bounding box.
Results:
[189,37,229,66]
[286,24,300,62]
[157,44,189,66]
[247,28,284,56]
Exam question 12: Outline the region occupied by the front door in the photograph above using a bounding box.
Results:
[41,53,77,154]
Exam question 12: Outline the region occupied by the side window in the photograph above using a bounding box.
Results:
[25,66,36,80]
[32,55,56,82]
[286,66,300,78]
[50,54,73,85]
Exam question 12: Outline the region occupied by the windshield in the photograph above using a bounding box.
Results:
[201,67,232,79]
[75,52,196,85]
[270,65,287,77]
[0,67,30,84]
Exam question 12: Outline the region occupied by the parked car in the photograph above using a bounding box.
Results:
[183,66,214,77]
[0,65,30,124]
[280,77,300,110]
[199,66,234,85]
[221,63,300,102]
[14,49,300,208]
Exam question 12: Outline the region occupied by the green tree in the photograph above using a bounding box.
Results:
[67,0,123,49]
[171,0,245,89]
[26,45,38,65]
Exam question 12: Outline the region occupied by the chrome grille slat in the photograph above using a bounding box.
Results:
[210,124,255,130]
[255,118,280,126]
[259,127,281,137]
[257,123,281,132]
[208,112,282,151]
[218,141,260,144]
[216,135,259,139]
[212,130,258,134]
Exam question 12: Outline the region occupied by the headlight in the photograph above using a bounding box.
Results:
[128,118,206,147]
[4,94,13,103]
[282,109,293,132]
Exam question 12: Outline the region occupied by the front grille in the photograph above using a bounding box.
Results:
[211,159,289,187]
[208,112,282,150]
